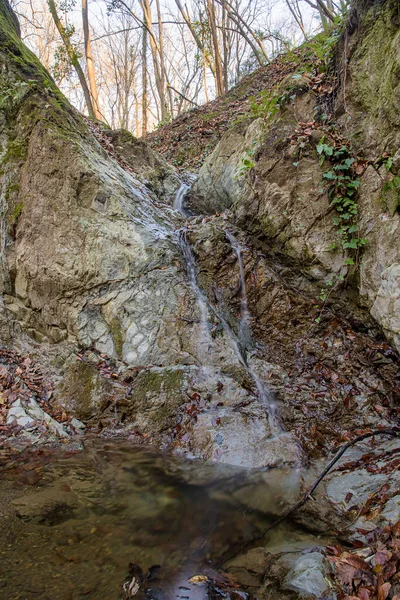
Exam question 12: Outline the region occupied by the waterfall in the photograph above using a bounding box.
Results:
[174,183,190,215]
[225,230,279,430]
[177,229,214,363]
[225,230,252,351]
[173,186,279,431]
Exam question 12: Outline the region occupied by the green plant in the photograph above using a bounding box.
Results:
[301,22,343,74]
[249,84,298,122]
[317,138,367,259]
[7,202,23,228]
[236,141,257,179]
[0,78,35,111]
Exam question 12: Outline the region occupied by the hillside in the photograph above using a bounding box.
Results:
[146,37,334,170]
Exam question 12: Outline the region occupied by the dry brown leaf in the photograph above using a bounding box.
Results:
[357,588,371,600]
[378,582,391,600]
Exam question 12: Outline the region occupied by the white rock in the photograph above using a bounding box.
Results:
[283,552,330,598]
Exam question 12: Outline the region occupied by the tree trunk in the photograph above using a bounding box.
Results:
[141,20,148,136]
[221,0,229,90]
[206,0,224,96]
[174,0,216,78]
[47,0,95,117]
[81,0,103,120]
[140,0,169,123]
[216,0,268,66]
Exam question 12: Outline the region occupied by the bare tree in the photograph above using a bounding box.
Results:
[82,0,103,120]
[47,0,95,117]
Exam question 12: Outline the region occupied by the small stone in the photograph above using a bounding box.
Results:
[70,418,85,430]
[283,552,329,598]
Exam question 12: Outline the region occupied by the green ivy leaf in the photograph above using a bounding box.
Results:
[342,239,358,249]
[347,224,359,233]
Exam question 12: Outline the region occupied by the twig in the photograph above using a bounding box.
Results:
[167,85,200,107]
[219,428,400,567]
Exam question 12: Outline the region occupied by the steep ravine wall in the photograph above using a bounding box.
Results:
[0,0,303,468]
[0,0,398,480]
[190,0,400,353]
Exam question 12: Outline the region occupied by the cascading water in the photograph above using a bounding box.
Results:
[174,184,279,430]
[177,228,214,364]
[173,183,190,215]
[225,230,253,350]
[225,230,279,429]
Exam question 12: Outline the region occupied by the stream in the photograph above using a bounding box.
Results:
[0,439,317,600]
[0,439,318,600]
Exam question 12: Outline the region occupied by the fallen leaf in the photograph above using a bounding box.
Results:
[357,587,371,600]
[189,575,208,584]
[378,582,391,600]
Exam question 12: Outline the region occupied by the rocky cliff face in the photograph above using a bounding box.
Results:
[0,3,399,597]
[190,0,400,354]
[0,0,301,468]
[0,0,398,482]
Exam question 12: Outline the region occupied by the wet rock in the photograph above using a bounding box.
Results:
[124,365,300,468]
[7,398,68,438]
[282,552,330,598]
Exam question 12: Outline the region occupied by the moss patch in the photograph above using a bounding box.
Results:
[109,316,124,359]
[348,0,400,149]
[131,367,186,431]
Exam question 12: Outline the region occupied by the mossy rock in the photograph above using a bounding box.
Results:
[57,360,117,421]
[128,367,186,433]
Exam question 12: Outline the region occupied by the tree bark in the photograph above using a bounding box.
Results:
[221,0,229,90]
[141,19,148,136]
[174,0,216,78]
[216,0,269,65]
[81,0,103,120]
[206,0,224,96]
[47,0,95,117]
[140,0,169,122]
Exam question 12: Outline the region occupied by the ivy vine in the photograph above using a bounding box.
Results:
[316,137,367,267]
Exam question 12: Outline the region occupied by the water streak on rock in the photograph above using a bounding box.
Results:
[174,187,279,430]
[174,183,190,215]
[225,230,253,349]
[177,228,214,363]
[225,230,279,430]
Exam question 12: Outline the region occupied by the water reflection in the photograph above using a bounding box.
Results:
[0,440,302,599]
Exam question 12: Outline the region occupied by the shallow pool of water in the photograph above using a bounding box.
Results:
[0,439,306,599]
